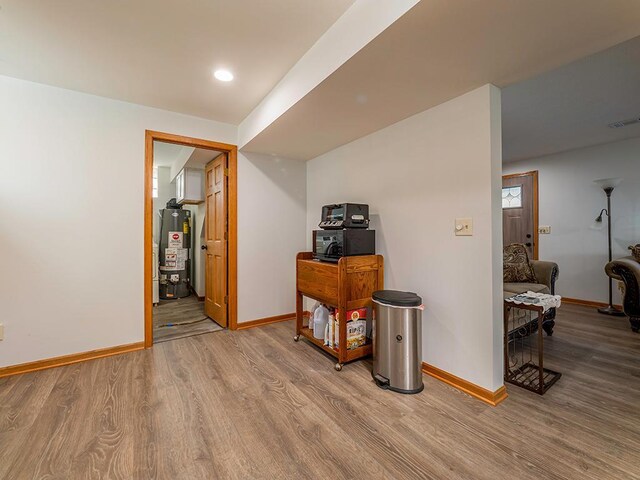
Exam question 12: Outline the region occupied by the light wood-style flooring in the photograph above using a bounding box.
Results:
[1,304,639,479]
[153,295,223,343]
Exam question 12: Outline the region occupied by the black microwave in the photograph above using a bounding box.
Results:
[319,203,369,229]
[313,229,375,263]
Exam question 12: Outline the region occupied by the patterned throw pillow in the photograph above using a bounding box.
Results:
[503,243,537,283]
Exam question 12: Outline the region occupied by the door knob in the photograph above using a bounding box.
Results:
[525,242,532,247]
[526,234,532,239]
[201,245,208,250]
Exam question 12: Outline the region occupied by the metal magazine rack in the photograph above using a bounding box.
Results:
[504,297,562,395]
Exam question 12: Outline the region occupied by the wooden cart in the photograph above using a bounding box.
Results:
[294,252,384,370]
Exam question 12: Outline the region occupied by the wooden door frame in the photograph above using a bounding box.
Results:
[144,130,238,348]
[502,170,539,260]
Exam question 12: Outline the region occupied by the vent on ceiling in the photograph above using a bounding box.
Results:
[608,117,640,129]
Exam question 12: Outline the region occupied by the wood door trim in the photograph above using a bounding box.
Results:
[144,130,238,348]
[0,342,144,379]
[422,362,508,406]
[227,147,238,335]
[502,170,539,260]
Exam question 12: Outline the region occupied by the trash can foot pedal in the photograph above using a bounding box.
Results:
[373,374,390,389]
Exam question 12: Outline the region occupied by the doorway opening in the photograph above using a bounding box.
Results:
[144,131,238,348]
[502,170,539,260]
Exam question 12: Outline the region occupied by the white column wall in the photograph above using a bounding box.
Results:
[306,85,504,391]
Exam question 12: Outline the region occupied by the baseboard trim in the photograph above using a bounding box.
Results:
[422,362,508,406]
[0,342,145,379]
[563,297,622,309]
[237,312,296,330]
[237,311,313,331]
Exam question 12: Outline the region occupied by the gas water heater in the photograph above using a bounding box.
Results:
[159,199,192,299]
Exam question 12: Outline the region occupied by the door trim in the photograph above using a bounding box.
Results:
[144,130,238,348]
[502,170,539,260]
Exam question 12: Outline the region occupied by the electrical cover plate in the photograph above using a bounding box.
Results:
[455,218,473,236]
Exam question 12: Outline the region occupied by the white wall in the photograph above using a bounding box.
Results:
[152,166,174,244]
[169,147,195,181]
[237,152,307,321]
[306,85,504,391]
[0,75,304,368]
[184,203,206,298]
[503,137,640,304]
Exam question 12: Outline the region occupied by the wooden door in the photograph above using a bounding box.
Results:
[502,171,538,259]
[204,154,227,327]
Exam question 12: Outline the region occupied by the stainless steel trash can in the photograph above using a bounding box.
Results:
[372,290,424,394]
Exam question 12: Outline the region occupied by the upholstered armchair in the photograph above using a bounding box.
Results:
[605,256,640,332]
[504,244,560,336]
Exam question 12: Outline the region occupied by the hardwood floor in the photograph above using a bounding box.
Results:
[1,304,639,479]
[153,295,223,343]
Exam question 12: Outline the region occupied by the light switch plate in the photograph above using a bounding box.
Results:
[455,218,473,236]
[539,225,551,234]
[0,323,4,341]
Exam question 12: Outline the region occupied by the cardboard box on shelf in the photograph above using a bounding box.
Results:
[335,308,367,322]
[334,319,367,350]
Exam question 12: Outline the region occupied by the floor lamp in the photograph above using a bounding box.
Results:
[594,177,625,316]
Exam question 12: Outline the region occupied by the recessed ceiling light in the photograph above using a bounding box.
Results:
[214,69,234,82]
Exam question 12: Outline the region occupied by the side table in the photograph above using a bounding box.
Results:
[504,295,562,395]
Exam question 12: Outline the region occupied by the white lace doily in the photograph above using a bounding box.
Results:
[505,291,562,313]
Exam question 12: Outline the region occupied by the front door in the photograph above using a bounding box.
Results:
[502,171,538,259]
[204,154,227,327]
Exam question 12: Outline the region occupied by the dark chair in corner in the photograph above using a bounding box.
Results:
[504,245,560,336]
[605,256,640,332]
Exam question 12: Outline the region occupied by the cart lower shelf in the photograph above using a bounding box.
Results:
[295,327,372,367]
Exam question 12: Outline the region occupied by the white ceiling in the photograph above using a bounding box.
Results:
[502,36,640,162]
[0,0,354,124]
[153,142,188,168]
[241,0,640,160]
[184,148,222,170]
[153,142,220,171]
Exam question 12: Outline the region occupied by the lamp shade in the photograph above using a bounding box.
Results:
[594,177,622,190]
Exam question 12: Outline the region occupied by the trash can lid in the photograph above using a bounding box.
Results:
[372,290,422,307]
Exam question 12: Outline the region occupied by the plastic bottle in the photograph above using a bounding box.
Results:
[313,305,329,339]
[309,302,320,329]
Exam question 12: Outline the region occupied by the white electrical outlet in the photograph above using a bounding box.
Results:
[455,218,473,236]
[539,225,551,234]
